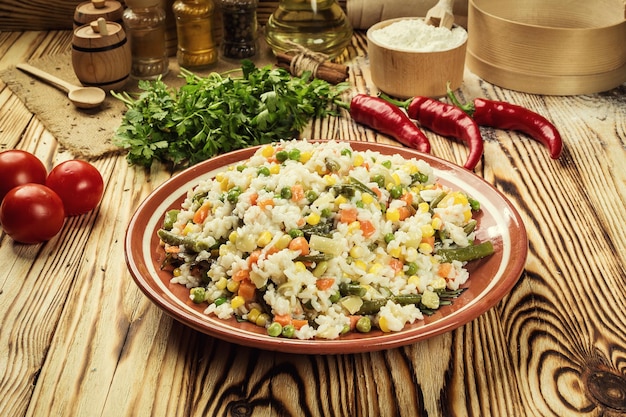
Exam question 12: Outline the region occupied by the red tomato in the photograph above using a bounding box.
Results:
[0,184,65,244]
[0,150,47,201]
[46,160,104,216]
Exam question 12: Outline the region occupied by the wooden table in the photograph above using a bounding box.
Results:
[1,29,626,417]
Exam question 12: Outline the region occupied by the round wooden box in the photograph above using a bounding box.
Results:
[466,0,626,95]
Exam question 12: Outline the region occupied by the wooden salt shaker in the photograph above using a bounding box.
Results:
[72,18,132,91]
[73,0,124,29]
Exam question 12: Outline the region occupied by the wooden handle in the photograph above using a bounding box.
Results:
[16,63,75,93]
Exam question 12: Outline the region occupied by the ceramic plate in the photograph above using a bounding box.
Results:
[125,141,528,354]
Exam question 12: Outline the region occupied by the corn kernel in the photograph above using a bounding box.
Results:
[215,172,225,182]
[432,217,443,230]
[418,202,430,213]
[227,280,240,293]
[324,174,337,186]
[392,172,401,185]
[378,316,390,332]
[215,277,228,290]
[229,231,238,244]
[407,275,420,286]
[294,261,307,272]
[354,260,367,270]
[335,195,348,205]
[173,268,182,277]
[274,234,292,250]
[421,224,435,238]
[270,164,280,175]
[353,154,364,167]
[306,212,321,226]
[300,151,312,163]
[464,209,472,223]
[231,295,245,309]
[182,223,194,236]
[361,193,374,205]
[256,313,270,327]
[349,245,365,259]
[220,178,229,191]
[257,231,272,247]
[386,209,400,222]
[368,263,383,274]
[388,247,402,258]
[348,221,361,233]
[419,242,433,254]
[247,308,261,323]
[261,145,274,158]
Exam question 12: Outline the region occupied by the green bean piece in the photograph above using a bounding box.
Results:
[282,324,296,338]
[430,192,447,209]
[357,299,386,315]
[329,290,341,303]
[463,220,477,234]
[437,241,495,263]
[468,197,481,211]
[410,172,429,185]
[349,176,378,197]
[371,174,385,188]
[312,260,329,277]
[394,294,423,305]
[325,157,341,173]
[190,287,206,303]
[339,282,367,297]
[294,254,334,263]
[267,322,283,337]
[157,229,212,253]
[162,209,180,230]
[214,296,228,306]
[356,316,372,333]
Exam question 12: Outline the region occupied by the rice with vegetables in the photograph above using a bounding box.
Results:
[158,140,493,340]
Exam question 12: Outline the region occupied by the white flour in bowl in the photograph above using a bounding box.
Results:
[369,19,467,52]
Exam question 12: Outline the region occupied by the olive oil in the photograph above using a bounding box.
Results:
[265,0,352,59]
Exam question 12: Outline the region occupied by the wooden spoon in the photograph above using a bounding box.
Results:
[16,63,106,109]
[424,0,455,29]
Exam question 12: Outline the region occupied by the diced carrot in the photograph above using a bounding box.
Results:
[421,235,435,247]
[249,192,258,206]
[316,277,335,290]
[389,258,404,273]
[398,206,411,221]
[339,207,358,223]
[291,319,309,330]
[348,315,362,331]
[258,199,275,210]
[247,250,262,267]
[238,279,257,301]
[291,184,304,202]
[438,262,453,278]
[164,245,180,254]
[372,187,382,200]
[288,236,309,255]
[400,191,413,206]
[273,314,292,327]
[296,217,306,227]
[232,268,250,282]
[193,201,211,224]
[360,219,376,238]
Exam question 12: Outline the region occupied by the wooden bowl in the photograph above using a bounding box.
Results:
[467,0,626,95]
[367,18,468,98]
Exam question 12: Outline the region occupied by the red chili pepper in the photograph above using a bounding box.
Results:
[447,88,563,159]
[345,94,431,154]
[406,96,484,170]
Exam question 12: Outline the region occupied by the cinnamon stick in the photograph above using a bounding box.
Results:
[276,52,349,84]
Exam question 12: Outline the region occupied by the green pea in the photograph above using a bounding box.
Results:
[282,324,296,338]
[321,208,332,217]
[257,166,270,176]
[288,149,301,161]
[341,148,352,157]
[227,186,242,203]
[280,187,292,199]
[190,287,206,304]
[236,164,246,172]
[356,200,364,208]
[306,190,318,202]
[384,233,395,244]
[390,185,403,199]
[382,160,392,169]
[289,229,304,238]
[356,316,372,333]
[329,290,341,303]
[371,174,385,188]
[276,150,288,162]
[267,322,283,337]
[405,262,418,276]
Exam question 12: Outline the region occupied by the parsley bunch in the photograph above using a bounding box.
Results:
[112,60,350,168]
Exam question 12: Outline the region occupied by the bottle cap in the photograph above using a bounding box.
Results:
[125,0,161,8]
